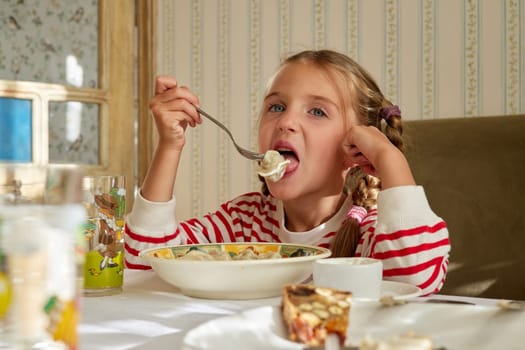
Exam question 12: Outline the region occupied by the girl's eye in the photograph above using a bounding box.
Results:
[309,108,327,117]
[269,104,285,113]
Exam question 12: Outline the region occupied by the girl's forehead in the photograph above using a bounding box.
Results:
[267,62,347,100]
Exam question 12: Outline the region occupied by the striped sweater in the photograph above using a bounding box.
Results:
[125,185,450,296]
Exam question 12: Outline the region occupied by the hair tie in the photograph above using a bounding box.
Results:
[380,105,401,121]
[346,205,367,223]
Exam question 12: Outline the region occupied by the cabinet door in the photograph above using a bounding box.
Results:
[0,0,135,209]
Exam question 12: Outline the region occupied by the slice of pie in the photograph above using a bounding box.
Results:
[281,284,352,346]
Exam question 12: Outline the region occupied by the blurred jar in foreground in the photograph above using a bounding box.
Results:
[82,175,126,296]
[0,165,86,350]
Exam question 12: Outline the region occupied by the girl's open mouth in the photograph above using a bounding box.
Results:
[275,149,299,175]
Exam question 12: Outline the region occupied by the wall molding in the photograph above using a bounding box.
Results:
[385,0,398,103]
[191,0,202,217]
[422,0,434,119]
[465,0,479,116]
[505,0,520,114]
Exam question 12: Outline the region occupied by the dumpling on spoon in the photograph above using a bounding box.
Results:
[257,150,291,182]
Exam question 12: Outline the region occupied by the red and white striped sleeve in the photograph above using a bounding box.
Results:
[355,186,451,296]
[124,191,281,270]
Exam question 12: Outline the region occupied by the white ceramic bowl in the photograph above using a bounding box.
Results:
[139,242,331,299]
[313,257,383,300]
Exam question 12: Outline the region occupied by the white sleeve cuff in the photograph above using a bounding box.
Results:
[126,190,178,235]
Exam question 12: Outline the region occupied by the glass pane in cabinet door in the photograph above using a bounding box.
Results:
[0,0,98,88]
[49,101,99,165]
[0,97,32,162]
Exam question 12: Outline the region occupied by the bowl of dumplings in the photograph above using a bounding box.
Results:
[139,242,331,299]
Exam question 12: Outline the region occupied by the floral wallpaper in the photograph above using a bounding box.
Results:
[48,101,99,165]
[0,0,100,165]
[0,0,98,87]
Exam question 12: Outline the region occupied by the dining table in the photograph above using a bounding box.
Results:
[79,269,525,350]
[79,269,279,349]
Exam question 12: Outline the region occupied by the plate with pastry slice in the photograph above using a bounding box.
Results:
[281,284,352,346]
[182,284,525,350]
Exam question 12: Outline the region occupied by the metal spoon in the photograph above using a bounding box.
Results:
[195,107,264,161]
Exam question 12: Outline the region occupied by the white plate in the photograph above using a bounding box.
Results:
[379,280,422,300]
[182,302,525,350]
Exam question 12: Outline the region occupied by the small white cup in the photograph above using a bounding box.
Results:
[313,257,383,300]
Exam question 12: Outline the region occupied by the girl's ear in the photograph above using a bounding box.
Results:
[341,143,355,169]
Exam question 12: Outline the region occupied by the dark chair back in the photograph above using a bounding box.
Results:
[404,115,525,300]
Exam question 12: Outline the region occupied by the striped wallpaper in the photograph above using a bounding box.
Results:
[156,0,524,220]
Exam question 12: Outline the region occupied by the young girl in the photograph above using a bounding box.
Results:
[125,49,450,296]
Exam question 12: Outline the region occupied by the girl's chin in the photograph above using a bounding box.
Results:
[266,183,298,200]
[265,168,299,193]
[266,173,290,187]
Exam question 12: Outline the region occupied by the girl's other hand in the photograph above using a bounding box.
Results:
[140,77,201,202]
[150,76,202,151]
[343,125,415,189]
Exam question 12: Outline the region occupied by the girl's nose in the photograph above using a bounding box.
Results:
[276,110,298,132]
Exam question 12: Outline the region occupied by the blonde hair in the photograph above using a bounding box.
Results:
[260,49,405,257]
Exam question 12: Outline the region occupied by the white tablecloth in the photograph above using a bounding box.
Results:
[79,270,521,349]
[79,269,282,349]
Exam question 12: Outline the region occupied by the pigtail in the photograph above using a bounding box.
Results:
[330,215,361,258]
[380,104,405,153]
[260,175,270,196]
[330,167,381,257]
[331,100,406,257]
